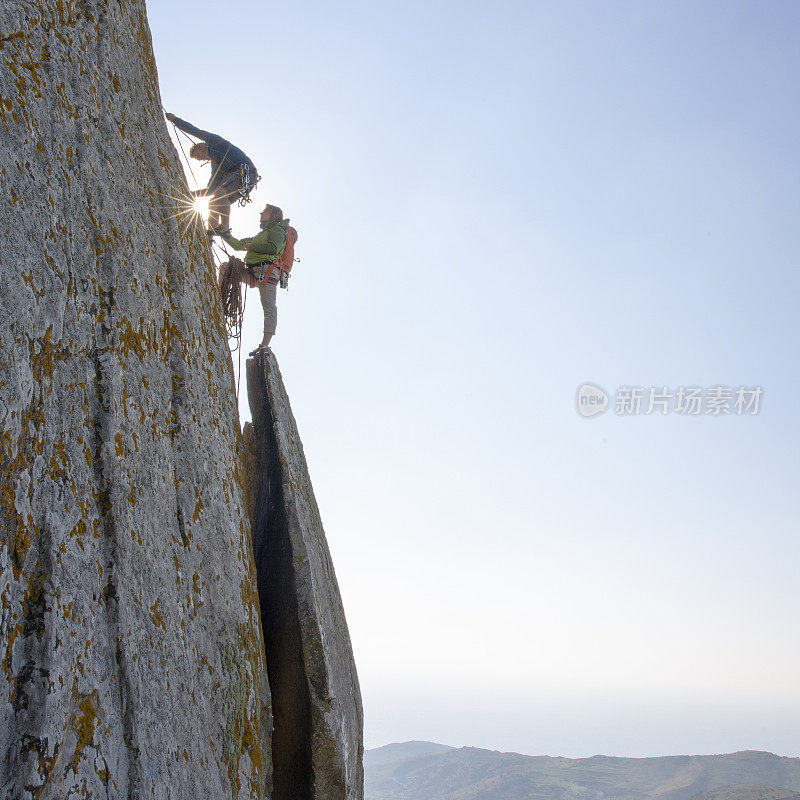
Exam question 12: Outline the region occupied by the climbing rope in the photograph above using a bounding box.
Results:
[214,239,248,400]
[165,121,206,241]
[171,122,202,188]
[214,242,245,341]
[170,119,247,399]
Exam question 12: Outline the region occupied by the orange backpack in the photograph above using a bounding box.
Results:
[277,225,298,274]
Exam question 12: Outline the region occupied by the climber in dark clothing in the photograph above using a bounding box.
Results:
[166,112,258,235]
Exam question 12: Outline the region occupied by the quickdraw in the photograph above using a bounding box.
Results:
[238,163,260,207]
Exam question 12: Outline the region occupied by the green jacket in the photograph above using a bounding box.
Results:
[223,219,288,266]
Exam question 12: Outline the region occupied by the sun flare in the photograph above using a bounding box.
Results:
[192,195,210,220]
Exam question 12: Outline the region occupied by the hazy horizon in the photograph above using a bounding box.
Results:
[149,0,800,759]
[364,738,793,758]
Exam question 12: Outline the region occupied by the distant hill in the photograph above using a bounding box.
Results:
[687,786,800,800]
[364,741,455,766]
[364,743,800,800]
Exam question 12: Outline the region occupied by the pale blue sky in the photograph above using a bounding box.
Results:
[148,1,800,757]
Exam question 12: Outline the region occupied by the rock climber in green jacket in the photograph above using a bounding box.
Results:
[220,204,297,356]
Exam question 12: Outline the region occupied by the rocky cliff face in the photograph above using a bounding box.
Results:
[0,2,362,799]
[244,353,363,800]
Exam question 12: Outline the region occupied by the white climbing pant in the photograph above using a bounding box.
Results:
[227,258,279,347]
[258,280,278,347]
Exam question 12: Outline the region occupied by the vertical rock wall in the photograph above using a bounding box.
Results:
[0,2,269,798]
[245,352,364,800]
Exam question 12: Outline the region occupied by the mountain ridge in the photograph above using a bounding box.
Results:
[365,742,800,800]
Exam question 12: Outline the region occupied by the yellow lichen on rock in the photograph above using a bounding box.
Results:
[0,1,269,798]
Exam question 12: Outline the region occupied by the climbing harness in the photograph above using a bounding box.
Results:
[245,260,293,291]
[247,260,275,286]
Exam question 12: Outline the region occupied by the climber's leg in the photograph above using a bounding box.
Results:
[207,173,240,233]
[258,280,278,348]
[208,193,232,232]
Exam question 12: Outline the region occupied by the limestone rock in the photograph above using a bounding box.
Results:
[245,352,364,800]
[0,2,268,797]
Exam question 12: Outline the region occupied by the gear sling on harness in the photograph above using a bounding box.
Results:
[238,163,259,206]
[248,260,279,287]
[248,260,292,290]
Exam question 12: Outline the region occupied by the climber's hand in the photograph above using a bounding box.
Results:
[165,112,177,122]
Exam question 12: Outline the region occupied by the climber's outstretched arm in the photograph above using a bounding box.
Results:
[166,113,213,142]
[221,231,252,251]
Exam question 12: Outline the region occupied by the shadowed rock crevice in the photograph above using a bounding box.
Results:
[245,352,364,800]
[88,295,141,796]
[248,370,314,800]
